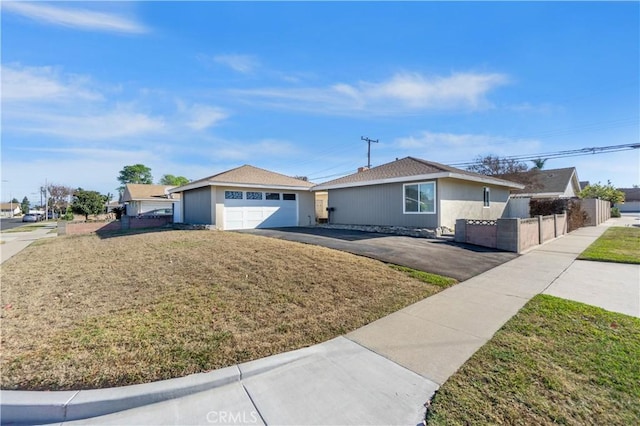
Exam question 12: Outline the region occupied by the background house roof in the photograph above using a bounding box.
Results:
[619,187,640,202]
[513,167,579,196]
[313,157,524,190]
[173,165,315,192]
[121,184,181,202]
[0,202,21,211]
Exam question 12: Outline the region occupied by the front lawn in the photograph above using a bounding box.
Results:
[578,226,640,264]
[426,295,640,425]
[0,230,450,390]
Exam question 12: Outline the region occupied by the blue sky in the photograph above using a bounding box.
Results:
[2,1,639,203]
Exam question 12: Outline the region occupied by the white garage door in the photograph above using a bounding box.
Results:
[223,190,298,230]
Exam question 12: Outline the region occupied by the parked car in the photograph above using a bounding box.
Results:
[22,214,38,223]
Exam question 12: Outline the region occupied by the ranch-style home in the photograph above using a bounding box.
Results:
[121,184,181,218]
[312,156,524,230]
[170,165,315,230]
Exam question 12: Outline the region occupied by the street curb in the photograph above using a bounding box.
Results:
[0,366,239,425]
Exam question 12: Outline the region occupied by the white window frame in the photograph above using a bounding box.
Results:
[403,181,436,214]
[483,187,490,208]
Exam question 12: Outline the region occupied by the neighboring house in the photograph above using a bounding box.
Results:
[311,156,524,230]
[121,184,181,218]
[0,202,22,218]
[512,167,582,199]
[616,187,640,212]
[170,165,315,230]
[506,167,581,218]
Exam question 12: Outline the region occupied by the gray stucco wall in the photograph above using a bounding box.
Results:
[439,179,510,228]
[183,186,213,224]
[327,182,439,228]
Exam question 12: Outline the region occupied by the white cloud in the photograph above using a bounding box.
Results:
[14,108,166,141]
[180,103,229,131]
[212,54,260,74]
[2,2,148,34]
[232,71,509,115]
[1,64,102,102]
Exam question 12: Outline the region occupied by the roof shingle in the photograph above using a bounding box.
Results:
[175,165,314,191]
[313,157,523,189]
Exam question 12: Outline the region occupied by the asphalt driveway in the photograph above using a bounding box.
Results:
[237,227,518,282]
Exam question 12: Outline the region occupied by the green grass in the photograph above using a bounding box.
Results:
[426,294,640,425]
[578,226,640,264]
[389,265,458,288]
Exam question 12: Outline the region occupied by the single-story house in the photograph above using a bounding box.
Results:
[311,156,524,229]
[121,184,181,219]
[616,187,640,212]
[505,167,581,218]
[170,165,315,230]
[511,167,582,199]
[0,202,22,218]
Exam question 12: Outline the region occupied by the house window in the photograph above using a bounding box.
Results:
[483,187,490,207]
[266,193,280,200]
[247,191,263,200]
[225,191,243,200]
[404,182,436,214]
[283,193,296,201]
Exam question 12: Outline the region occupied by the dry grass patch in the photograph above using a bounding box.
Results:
[1,230,446,390]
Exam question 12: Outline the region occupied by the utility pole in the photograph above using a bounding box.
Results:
[361,136,379,169]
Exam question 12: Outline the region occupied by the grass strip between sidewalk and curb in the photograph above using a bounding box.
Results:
[578,226,640,264]
[2,224,49,233]
[0,230,455,391]
[425,294,640,425]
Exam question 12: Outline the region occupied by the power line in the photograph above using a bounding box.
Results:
[448,142,640,168]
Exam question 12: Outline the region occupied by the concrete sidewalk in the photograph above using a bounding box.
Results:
[2,217,637,425]
[0,222,58,264]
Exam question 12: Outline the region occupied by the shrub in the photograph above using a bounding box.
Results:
[611,207,621,218]
[61,206,74,221]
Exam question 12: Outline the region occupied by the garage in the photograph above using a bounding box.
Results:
[170,165,315,230]
[224,190,298,230]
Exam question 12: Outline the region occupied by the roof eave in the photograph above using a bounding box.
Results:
[313,172,524,191]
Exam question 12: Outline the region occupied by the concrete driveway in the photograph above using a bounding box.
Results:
[238,227,518,281]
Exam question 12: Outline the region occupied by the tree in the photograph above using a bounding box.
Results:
[467,155,529,176]
[578,181,625,205]
[47,184,74,217]
[20,196,30,214]
[531,158,548,169]
[71,188,107,220]
[117,164,153,192]
[159,174,190,186]
[293,176,309,181]
[11,198,19,204]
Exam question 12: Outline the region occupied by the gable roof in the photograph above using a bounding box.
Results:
[312,157,524,191]
[0,202,21,211]
[171,165,315,193]
[121,184,181,202]
[513,167,580,197]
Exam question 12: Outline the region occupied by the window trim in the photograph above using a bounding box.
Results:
[403,181,436,215]
[483,187,490,208]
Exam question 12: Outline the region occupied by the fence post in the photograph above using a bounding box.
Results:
[537,215,543,244]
